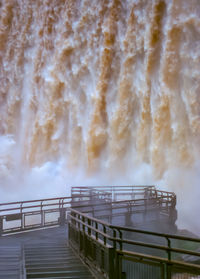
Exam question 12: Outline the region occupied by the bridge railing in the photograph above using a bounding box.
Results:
[0,189,152,235]
[0,186,199,278]
[72,185,156,201]
[0,196,71,234]
[68,208,200,279]
[72,185,176,206]
[0,192,110,235]
[0,187,176,235]
[71,186,177,229]
[72,197,176,229]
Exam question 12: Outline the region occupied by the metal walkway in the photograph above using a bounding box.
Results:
[0,226,95,279]
[0,245,21,279]
[0,185,199,279]
[24,242,95,278]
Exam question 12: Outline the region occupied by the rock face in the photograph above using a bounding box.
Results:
[0,0,200,178]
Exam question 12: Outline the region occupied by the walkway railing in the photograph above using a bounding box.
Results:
[0,185,199,279]
[72,185,157,201]
[68,208,200,279]
[0,191,110,235]
[0,196,71,234]
[71,186,177,230]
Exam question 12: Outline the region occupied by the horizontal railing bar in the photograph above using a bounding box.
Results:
[72,187,175,196]
[1,208,71,218]
[69,216,200,266]
[71,199,173,211]
[72,185,156,188]
[72,189,154,193]
[0,203,70,212]
[0,197,71,206]
[70,208,200,243]
[69,216,110,240]
[81,207,170,218]
[109,224,200,243]
[114,238,200,257]
[0,203,167,220]
[78,205,163,215]
[70,209,111,227]
[72,199,164,209]
[0,192,110,207]
[0,196,171,214]
[69,214,200,258]
[0,193,109,210]
[72,190,156,193]
[117,250,200,270]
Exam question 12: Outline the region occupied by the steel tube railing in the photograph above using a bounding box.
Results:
[0,185,199,279]
[68,208,200,279]
[69,209,200,255]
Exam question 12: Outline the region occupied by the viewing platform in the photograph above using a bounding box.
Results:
[0,185,199,279]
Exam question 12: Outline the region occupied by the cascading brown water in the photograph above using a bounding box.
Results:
[0,0,200,233]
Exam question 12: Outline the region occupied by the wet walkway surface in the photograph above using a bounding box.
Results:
[0,226,68,246]
[0,226,95,279]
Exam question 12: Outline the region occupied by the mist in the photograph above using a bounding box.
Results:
[0,135,199,235]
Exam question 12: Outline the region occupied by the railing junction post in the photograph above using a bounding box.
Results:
[0,216,3,236]
[20,202,24,230]
[59,199,66,226]
[166,237,172,279]
[95,222,98,240]
[103,225,107,246]
[88,218,91,236]
[40,201,44,227]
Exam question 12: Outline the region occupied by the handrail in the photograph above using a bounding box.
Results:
[0,196,71,206]
[0,185,199,278]
[70,208,200,243]
[0,192,110,213]
[0,193,103,207]
[0,191,174,217]
[71,186,176,202]
[68,208,200,279]
[72,185,156,188]
[72,186,175,196]
[116,250,200,270]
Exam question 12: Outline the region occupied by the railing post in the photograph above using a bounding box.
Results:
[119,230,123,250]
[166,237,172,279]
[110,202,112,223]
[95,222,98,240]
[116,252,121,279]
[78,214,80,230]
[166,237,171,261]
[82,216,85,232]
[59,199,65,226]
[68,211,72,242]
[41,201,44,227]
[20,244,26,279]
[125,202,131,226]
[82,216,87,258]
[88,218,91,236]
[113,229,117,279]
[20,203,24,230]
[0,217,3,236]
[113,229,116,249]
[103,225,107,246]
[108,247,115,279]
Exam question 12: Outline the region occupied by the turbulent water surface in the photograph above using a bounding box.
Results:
[0,0,200,233]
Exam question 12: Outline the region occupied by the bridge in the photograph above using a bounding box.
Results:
[0,185,199,279]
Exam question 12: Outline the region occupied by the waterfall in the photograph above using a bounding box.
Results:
[0,0,200,233]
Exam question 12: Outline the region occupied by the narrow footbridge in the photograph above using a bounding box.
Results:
[0,185,199,279]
